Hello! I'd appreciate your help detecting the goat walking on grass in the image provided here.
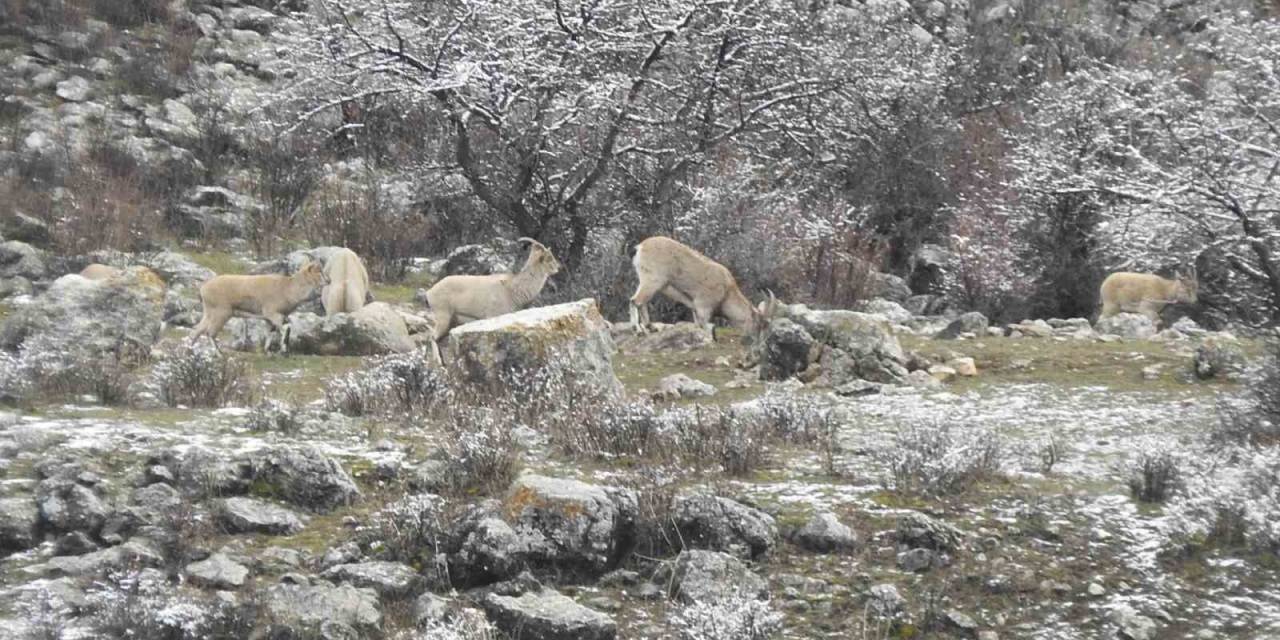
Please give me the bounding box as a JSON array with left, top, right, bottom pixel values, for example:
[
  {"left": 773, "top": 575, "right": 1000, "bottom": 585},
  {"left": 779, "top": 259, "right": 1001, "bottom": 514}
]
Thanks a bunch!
[
  {"left": 629, "top": 236, "right": 778, "bottom": 341},
  {"left": 423, "top": 237, "right": 562, "bottom": 364},
  {"left": 189, "top": 260, "right": 328, "bottom": 353}
]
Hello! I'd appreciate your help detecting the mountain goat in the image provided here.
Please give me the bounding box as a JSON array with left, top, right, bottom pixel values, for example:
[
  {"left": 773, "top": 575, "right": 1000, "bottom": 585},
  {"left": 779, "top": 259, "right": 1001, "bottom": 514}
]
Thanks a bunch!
[
  {"left": 189, "top": 260, "right": 328, "bottom": 353},
  {"left": 424, "top": 238, "right": 562, "bottom": 362},
  {"left": 321, "top": 248, "right": 371, "bottom": 315},
  {"left": 1099, "top": 268, "right": 1198, "bottom": 325},
  {"left": 79, "top": 264, "right": 124, "bottom": 281},
  {"left": 629, "top": 236, "right": 778, "bottom": 340}
]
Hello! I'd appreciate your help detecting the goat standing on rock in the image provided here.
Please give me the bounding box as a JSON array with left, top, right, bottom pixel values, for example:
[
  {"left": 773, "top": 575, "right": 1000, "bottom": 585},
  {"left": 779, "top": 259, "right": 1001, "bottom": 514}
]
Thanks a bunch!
[
  {"left": 189, "top": 260, "right": 328, "bottom": 353},
  {"left": 423, "top": 237, "right": 562, "bottom": 363},
  {"left": 1099, "top": 268, "right": 1198, "bottom": 326},
  {"left": 629, "top": 236, "right": 778, "bottom": 341}
]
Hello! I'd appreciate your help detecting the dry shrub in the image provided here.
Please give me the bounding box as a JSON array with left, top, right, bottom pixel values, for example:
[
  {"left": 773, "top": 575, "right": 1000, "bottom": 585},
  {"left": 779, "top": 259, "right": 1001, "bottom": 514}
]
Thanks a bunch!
[
  {"left": 793, "top": 230, "right": 889, "bottom": 309},
  {"left": 90, "top": 0, "right": 169, "bottom": 27},
  {"left": 150, "top": 340, "right": 253, "bottom": 408},
  {"left": 301, "top": 172, "right": 430, "bottom": 280}
]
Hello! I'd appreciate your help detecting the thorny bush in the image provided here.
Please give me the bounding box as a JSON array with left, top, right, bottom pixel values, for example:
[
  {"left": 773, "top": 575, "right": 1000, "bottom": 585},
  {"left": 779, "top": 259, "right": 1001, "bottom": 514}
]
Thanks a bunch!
[
  {"left": 358, "top": 493, "right": 449, "bottom": 578},
  {"left": 2, "top": 334, "right": 134, "bottom": 405},
  {"left": 1125, "top": 440, "right": 1187, "bottom": 503},
  {"left": 325, "top": 348, "right": 449, "bottom": 417},
  {"left": 151, "top": 340, "right": 252, "bottom": 408},
  {"left": 87, "top": 569, "right": 258, "bottom": 639},
  {"left": 883, "top": 422, "right": 1005, "bottom": 496},
  {"left": 1166, "top": 446, "right": 1280, "bottom": 557}
]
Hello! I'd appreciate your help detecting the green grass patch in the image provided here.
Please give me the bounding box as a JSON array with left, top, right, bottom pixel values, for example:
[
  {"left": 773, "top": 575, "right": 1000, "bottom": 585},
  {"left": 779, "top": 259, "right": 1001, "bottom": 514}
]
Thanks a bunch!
[
  {"left": 187, "top": 251, "right": 251, "bottom": 275},
  {"left": 613, "top": 329, "right": 763, "bottom": 404},
  {"left": 371, "top": 270, "right": 436, "bottom": 305},
  {"left": 900, "top": 334, "right": 1254, "bottom": 394},
  {"left": 240, "top": 352, "right": 366, "bottom": 403}
]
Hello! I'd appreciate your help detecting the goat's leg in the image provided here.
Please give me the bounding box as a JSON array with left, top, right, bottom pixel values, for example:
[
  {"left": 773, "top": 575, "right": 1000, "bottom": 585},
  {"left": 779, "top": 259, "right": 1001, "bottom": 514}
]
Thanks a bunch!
[
  {"left": 263, "top": 311, "right": 288, "bottom": 355},
  {"left": 630, "top": 278, "right": 664, "bottom": 335},
  {"left": 693, "top": 299, "right": 717, "bottom": 341}
]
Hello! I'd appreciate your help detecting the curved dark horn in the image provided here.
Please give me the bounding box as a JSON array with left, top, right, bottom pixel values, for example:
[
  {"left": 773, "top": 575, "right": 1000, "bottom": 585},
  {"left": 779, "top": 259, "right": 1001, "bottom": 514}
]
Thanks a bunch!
[{"left": 517, "top": 237, "right": 538, "bottom": 246}]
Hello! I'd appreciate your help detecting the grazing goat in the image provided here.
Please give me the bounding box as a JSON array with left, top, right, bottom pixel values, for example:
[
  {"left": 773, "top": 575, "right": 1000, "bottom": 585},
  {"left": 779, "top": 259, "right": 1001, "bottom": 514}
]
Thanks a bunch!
[
  {"left": 321, "top": 248, "right": 371, "bottom": 315},
  {"left": 629, "top": 236, "right": 778, "bottom": 340},
  {"left": 79, "top": 264, "right": 124, "bottom": 281},
  {"left": 190, "top": 260, "right": 328, "bottom": 353},
  {"left": 424, "top": 238, "right": 562, "bottom": 362},
  {"left": 1099, "top": 268, "right": 1198, "bottom": 325}
]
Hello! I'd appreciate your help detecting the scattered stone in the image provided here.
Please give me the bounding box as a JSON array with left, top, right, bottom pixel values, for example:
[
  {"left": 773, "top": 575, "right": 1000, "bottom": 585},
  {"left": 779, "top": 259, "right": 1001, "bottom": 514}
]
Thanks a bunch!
[
  {"left": 504, "top": 474, "right": 638, "bottom": 577},
  {"left": 948, "top": 357, "right": 978, "bottom": 376},
  {"left": 905, "top": 369, "right": 942, "bottom": 389},
  {"left": 0, "top": 240, "right": 48, "bottom": 281},
  {"left": 55, "top": 76, "right": 92, "bottom": 102},
  {"left": 483, "top": 588, "right": 617, "bottom": 640},
  {"left": 186, "top": 553, "right": 250, "bottom": 589},
  {"left": 757, "top": 318, "right": 816, "bottom": 380},
  {"left": 866, "top": 583, "right": 904, "bottom": 618},
  {"left": 935, "top": 311, "right": 988, "bottom": 340},
  {"left": 664, "top": 550, "right": 768, "bottom": 604},
  {"left": 928, "top": 364, "right": 957, "bottom": 382},
  {"left": 1111, "top": 605, "right": 1158, "bottom": 640},
  {"left": 46, "top": 538, "right": 163, "bottom": 576},
  {"left": 249, "top": 445, "right": 361, "bottom": 513},
  {"left": 896, "top": 512, "right": 964, "bottom": 552},
  {"left": 794, "top": 511, "right": 857, "bottom": 553},
  {"left": 323, "top": 561, "right": 421, "bottom": 599},
  {"left": 944, "top": 610, "right": 980, "bottom": 636},
  {"left": 1, "top": 213, "right": 50, "bottom": 247},
  {"left": 219, "top": 497, "right": 306, "bottom": 535},
  {"left": 54, "top": 531, "right": 99, "bottom": 556},
  {"left": 447, "top": 506, "right": 526, "bottom": 588},
  {"left": 1096, "top": 313, "right": 1156, "bottom": 339},
  {"left": 448, "top": 299, "right": 623, "bottom": 399},
  {"left": 673, "top": 494, "right": 778, "bottom": 560},
  {"left": 1087, "top": 582, "right": 1106, "bottom": 597},
  {"left": 0, "top": 497, "right": 40, "bottom": 552},
  {"left": 896, "top": 547, "right": 941, "bottom": 572},
  {"left": 38, "top": 481, "right": 108, "bottom": 536},
  {"left": 1193, "top": 335, "right": 1248, "bottom": 380},
  {"left": 857, "top": 298, "right": 913, "bottom": 325},
  {"left": 413, "top": 592, "right": 451, "bottom": 626},
  {"left": 653, "top": 373, "right": 717, "bottom": 400},
  {"left": 262, "top": 582, "right": 382, "bottom": 639}
]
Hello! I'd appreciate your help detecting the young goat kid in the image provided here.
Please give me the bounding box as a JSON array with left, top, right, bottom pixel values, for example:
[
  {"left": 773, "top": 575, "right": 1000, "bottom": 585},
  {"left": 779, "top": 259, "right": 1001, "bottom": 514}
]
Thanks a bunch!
[
  {"left": 424, "top": 238, "right": 562, "bottom": 363},
  {"left": 629, "top": 236, "right": 778, "bottom": 340},
  {"left": 1099, "top": 268, "right": 1198, "bottom": 326},
  {"left": 190, "top": 260, "right": 328, "bottom": 353}
]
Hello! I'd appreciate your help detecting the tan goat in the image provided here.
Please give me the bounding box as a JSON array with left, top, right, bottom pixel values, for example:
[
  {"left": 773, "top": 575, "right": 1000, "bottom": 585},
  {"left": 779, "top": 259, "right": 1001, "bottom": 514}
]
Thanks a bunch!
[
  {"left": 1099, "top": 269, "right": 1198, "bottom": 325},
  {"left": 424, "top": 238, "right": 562, "bottom": 362},
  {"left": 321, "top": 248, "right": 371, "bottom": 315},
  {"left": 189, "top": 260, "right": 328, "bottom": 353},
  {"left": 629, "top": 236, "right": 778, "bottom": 340}
]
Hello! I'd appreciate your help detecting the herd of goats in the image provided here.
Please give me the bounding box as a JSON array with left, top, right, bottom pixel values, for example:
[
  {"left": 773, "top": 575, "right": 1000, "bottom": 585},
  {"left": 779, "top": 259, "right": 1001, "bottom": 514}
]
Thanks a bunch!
[{"left": 75, "top": 235, "right": 1203, "bottom": 362}]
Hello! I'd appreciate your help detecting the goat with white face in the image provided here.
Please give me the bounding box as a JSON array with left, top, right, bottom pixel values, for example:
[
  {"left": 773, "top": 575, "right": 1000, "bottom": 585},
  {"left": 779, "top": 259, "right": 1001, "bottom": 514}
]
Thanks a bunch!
[
  {"left": 629, "top": 236, "right": 778, "bottom": 340},
  {"left": 424, "top": 237, "right": 562, "bottom": 363}
]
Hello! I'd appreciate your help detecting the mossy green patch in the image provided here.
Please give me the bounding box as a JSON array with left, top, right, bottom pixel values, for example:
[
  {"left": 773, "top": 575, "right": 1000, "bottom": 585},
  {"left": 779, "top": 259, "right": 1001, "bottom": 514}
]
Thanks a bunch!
[
  {"left": 241, "top": 352, "right": 365, "bottom": 403},
  {"left": 187, "top": 251, "right": 252, "bottom": 276},
  {"left": 371, "top": 271, "right": 436, "bottom": 305}
]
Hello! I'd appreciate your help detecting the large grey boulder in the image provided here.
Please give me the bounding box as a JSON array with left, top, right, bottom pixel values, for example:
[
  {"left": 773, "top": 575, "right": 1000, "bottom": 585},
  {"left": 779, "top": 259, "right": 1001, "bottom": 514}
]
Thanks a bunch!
[
  {"left": 794, "top": 511, "right": 857, "bottom": 553},
  {"left": 0, "top": 276, "right": 33, "bottom": 301},
  {"left": 185, "top": 553, "right": 249, "bottom": 589},
  {"left": 664, "top": 550, "right": 768, "bottom": 604},
  {"left": 1095, "top": 313, "right": 1156, "bottom": 339},
  {"left": 323, "top": 561, "right": 421, "bottom": 599},
  {"left": 38, "top": 480, "right": 108, "bottom": 536},
  {"left": 935, "top": 311, "right": 989, "bottom": 339},
  {"left": 249, "top": 445, "right": 361, "bottom": 512},
  {"left": 45, "top": 538, "right": 163, "bottom": 576},
  {"left": 504, "top": 474, "right": 638, "bottom": 578},
  {"left": 672, "top": 495, "right": 778, "bottom": 560},
  {"left": 448, "top": 299, "right": 623, "bottom": 399},
  {"left": 219, "top": 497, "right": 306, "bottom": 535},
  {"left": 262, "top": 582, "right": 382, "bottom": 639},
  {"left": 169, "top": 186, "right": 255, "bottom": 239},
  {"left": 285, "top": 303, "right": 414, "bottom": 355},
  {"left": 447, "top": 506, "right": 527, "bottom": 587},
  {"left": 758, "top": 318, "right": 815, "bottom": 381},
  {"left": 896, "top": 512, "right": 965, "bottom": 552},
  {"left": 784, "top": 307, "right": 908, "bottom": 384},
  {"left": 483, "top": 589, "right": 616, "bottom": 640},
  {"left": 0, "top": 497, "right": 40, "bottom": 552},
  {"left": 139, "top": 251, "right": 214, "bottom": 289},
  {"left": 0, "top": 240, "right": 47, "bottom": 281},
  {"left": 0, "top": 270, "right": 165, "bottom": 364},
  {"left": 1, "top": 213, "right": 51, "bottom": 247},
  {"left": 857, "top": 298, "right": 913, "bottom": 325},
  {"left": 55, "top": 76, "right": 92, "bottom": 102},
  {"left": 869, "top": 271, "right": 912, "bottom": 303}
]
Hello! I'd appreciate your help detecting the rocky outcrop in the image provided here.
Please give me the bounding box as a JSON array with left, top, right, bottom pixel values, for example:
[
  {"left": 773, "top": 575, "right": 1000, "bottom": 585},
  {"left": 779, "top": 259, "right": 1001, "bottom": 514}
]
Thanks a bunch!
[
  {"left": 1095, "top": 313, "right": 1156, "bottom": 339},
  {"left": 504, "top": 474, "right": 638, "bottom": 578},
  {"left": 1193, "top": 334, "right": 1248, "bottom": 380},
  {"left": 185, "top": 553, "right": 250, "bottom": 589},
  {"left": 662, "top": 550, "right": 768, "bottom": 604},
  {"left": 447, "top": 505, "right": 527, "bottom": 588},
  {"left": 483, "top": 589, "right": 617, "bottom": 640},
  {"left": 672, "top": 495, "right": 778, "bottom": 560},
  {"left": 935, "top": 311, "right": 988, "bottom": 339},
  {"left": 448, "top": 299, "right": 623, "bottom": 399},
  {"left": 284, "top": 303, "right": 415, "bottom": 356},
  {"left": 793, "top": 511, "right": 858, "bottom": 553},
  {"left": 248, "top": 445, "right": 361, "bottom": 512},
  {"left": 219, "top": 497, "right": 306, "bottom": 535},
  {"left": 779, "top": 306, "right": 908, "bottom": 384},
  {"left": 0, "top": 269, "right": 165, "bottom": 366},
  {"left": 757, "top": 318, "right": 816, "bottom": 381},
  {"left": 323, "top": 561, "right": 421, "bottom": 599},
  {"left": 262, "top": 582, "right": 382, "bottom": 639}
]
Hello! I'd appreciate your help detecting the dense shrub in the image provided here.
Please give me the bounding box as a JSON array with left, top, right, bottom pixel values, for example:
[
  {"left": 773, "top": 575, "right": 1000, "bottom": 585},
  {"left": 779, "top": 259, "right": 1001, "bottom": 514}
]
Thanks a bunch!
[
  {"left": 1126, "top": 444, "right": 1186, "bottom": 503},
  {"left": 325, "top": 349, "right": 450, "bottom": 416},
  {"left": 151, "top": 340, "right": 252, "bottom": 408},
  {"left": 4, "top": 334, "right": 135, "bottom": 405},
  {"left": 440, "top": 406, "right": 523, "bottom": 496},
  {"left": 87, "top": 570, "right": 258, "bottom": 639},
  {"left": 301, "top": 170, "right": 431, "bottom": 280},
  {"left": 244, "top": 399, "right": 303, "bottom": 434},
  {"left": 1166, "top": 447, "right": 1280, "bottom": 556},
  {"left": 882, "top": 422, "right": 1005, "bottom": 496},
  {"left": 358, "top": 493, "right": 448, "bottom": 573}
]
